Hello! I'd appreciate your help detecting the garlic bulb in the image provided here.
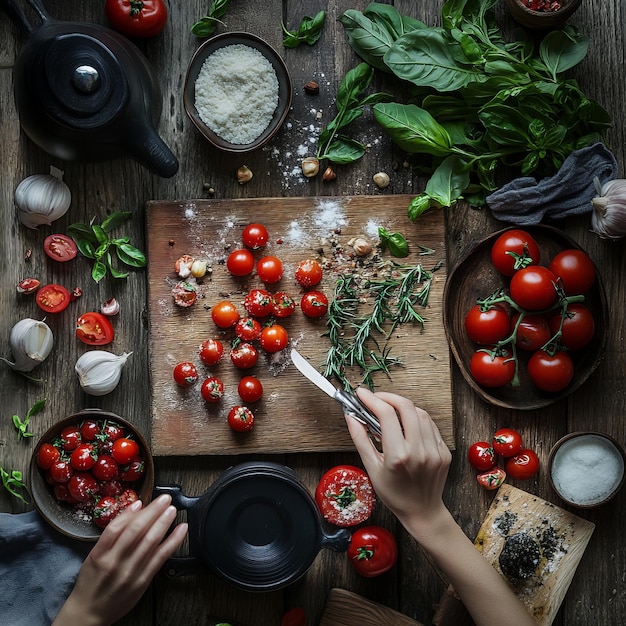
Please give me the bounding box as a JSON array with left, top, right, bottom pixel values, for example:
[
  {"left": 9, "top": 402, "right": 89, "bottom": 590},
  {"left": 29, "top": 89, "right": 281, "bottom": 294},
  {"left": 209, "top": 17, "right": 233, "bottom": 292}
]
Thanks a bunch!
[
  {"left": 3, "top": 318, "right": 54, "bottom": 372},
  {"left": 591, "top": 176, "right": 626, "bottom": 239},
  {"left": 75, "top": 351, "right": 132, "bottom": 396},
  {"left": 15, "top": 165, "right": 72, "bottom": 229}
]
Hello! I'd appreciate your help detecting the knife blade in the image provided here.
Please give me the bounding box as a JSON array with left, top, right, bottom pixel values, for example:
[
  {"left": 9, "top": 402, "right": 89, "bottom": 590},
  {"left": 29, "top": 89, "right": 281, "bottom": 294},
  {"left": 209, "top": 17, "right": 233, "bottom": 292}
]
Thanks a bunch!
[{"left": 290, "top": 348, "right": 337, "bottom": 398}]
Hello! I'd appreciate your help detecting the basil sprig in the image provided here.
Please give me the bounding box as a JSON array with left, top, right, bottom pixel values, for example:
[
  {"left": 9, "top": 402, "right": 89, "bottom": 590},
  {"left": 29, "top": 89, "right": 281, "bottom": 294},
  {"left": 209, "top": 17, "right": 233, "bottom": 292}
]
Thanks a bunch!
[
  {"left": 68, "top": 211, "right": 146, "bottom": 283},
  {"left": 378, "top": 227, "right": 409, "bottom": 258},
  {"left": 12, "top": 399, "right": 46, "bottom": 441},
  {"left": 191, "top": 0, "right": 230, "bottom": 38},
  {"left": 281, "top": 10, "right": 325, "bottom": 48}
]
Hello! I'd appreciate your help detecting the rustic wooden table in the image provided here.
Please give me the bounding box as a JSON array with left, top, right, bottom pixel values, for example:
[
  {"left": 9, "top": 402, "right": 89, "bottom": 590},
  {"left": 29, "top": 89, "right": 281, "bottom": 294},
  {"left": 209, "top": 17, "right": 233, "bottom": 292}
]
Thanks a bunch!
[{"left": 1, "top": 1, "right": 624, "bottom": 625}]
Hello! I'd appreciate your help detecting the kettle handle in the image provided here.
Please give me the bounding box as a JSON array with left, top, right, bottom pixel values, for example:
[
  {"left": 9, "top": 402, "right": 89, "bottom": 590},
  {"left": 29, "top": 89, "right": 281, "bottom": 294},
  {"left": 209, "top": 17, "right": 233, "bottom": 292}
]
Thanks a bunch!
[
  {"left": 153, "top": 484, "right": 199, "bottom": 510},
  {"left": 1, "top": 0, "right": 50, "bottom": 34}
]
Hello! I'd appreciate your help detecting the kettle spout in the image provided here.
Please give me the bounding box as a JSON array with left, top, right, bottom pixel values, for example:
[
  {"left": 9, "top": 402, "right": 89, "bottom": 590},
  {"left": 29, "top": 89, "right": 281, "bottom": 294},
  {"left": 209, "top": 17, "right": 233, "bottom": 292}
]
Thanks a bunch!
[{"left": 125, "top": 119, "right": 179, "bottom": 178}]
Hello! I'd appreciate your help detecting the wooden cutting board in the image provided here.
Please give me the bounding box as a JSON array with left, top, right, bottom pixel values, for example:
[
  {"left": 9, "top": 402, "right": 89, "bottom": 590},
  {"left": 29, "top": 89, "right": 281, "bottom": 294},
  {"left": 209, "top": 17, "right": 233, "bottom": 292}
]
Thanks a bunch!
[
  {"left": 319, "top": 588, "right": 423, "bottom": 626},
  {"left": 145, "top": 196, "right": 453, "bottom": 455},
  {"left": 433, "top": 485, "right": 595, "bottom": 626}
]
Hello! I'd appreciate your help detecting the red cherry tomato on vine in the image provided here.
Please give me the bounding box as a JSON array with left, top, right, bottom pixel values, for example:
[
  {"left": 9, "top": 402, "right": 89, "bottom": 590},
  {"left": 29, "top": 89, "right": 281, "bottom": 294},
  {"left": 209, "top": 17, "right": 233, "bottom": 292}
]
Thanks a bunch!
[
  {"left": 548, "top": 303, "right": 594, "bottom": 351},
  {"left": 199, "top": 339, "right": 224, "bottom": 365},
  {"left": 527, "top": 349, "right": 574, "bottom": 392},
  {"left": 259, "top": 324, "right": 289, "bottom": 353},
  {"left": 464, "top": 304, "right": 510, "bottom": 344},
  {"left": 173, "top": 362, "right": 198, "bottom": 387},
  {"left": 105, "top": 0, "right": 168, "bottom": 38},
  {"left": 211, "top": 300, "right": 240, "bottom": 328},
  {"left": 227, "top": 406, "right": 255, "bottom": 432},
  {"left": 272, "top": 291, "right": 296, "bottom": 318},
  {"left": 491, "top": 229, "right": 540, "bottom": 276},
  {"left": 226, "top": 248, "right": 255, "bottom": 276},
  {"left": 477, "top": 467, "right": 507, "bottom": 490},
  {"left": 300, "top": 291, "right": 329, "bottom": 318},
  {"left": 242, "top": 223, "right": 269, "bottom": 249},
  {"left": 230, "top": 342, "right": 259, "bottom": 369},
  {"left": 243, "top": 288, "right": 274, "bottom": 317},
  {"left": 467, "top": 441, "right": 498, "bottom": 471},
  {"left": 43, "top": 234, "right": 78, "bottom": 262},
  {"left": 509, "top": 266, "right": 558, "bottom": 311},
  {"left": 201, "top": 376, "right": 225, "bottom": 402},
  {"left": 347, "top": 526, "right": 398, "bottom": 577},
  {"left": 549, "top": 249, "right": 596, "bottom": 295},
  {"left": 76, "top": 312, "right": 115, "bottom": 345},
  {"left": 492, "top": 428, "right": 524, "bottom": 458},
  {"left": 295, "top": 259, "right": 323, "bottom": 288},
  {"left": 237, "top": 376, "right": 263, "bottom": 402},
  {"left": 469, "top": 349, "right": 516, "bottom": 388},
  {"left": 111, "top": 438, "right": 140, "bottom": 465},
  {"left": 505, "top": 449, "right": 540, "bottom": 480},
  {"left": 511, "top": 313, "right": 551, "bottom": 351},
  {"left": 36, "top": 284, "right": 71, "bottom": 313},
  {"left": 256, "top": 256, "right": 283, "bottom": 284}
]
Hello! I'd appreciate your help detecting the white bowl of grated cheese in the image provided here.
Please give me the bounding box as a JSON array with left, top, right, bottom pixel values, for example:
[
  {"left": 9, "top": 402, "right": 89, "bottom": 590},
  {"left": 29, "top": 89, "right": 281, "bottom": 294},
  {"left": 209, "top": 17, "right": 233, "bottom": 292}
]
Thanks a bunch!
[
  {"left": 183, "top": 32, "right": 292, "bottom": 152},
  {"left": 548, "top": 432, "right": 625, "bottom": 508}
]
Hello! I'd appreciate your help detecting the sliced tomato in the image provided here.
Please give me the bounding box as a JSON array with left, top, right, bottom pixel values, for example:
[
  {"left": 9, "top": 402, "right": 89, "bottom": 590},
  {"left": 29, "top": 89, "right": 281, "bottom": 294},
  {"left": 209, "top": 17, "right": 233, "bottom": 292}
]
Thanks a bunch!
[
  {"left": 76, "top": 312, "right": 115, "bottom": 345},
  {"left": 36, "top": 284, "right": 71, "bottom": 313},
  {"left": 43, "top": 234, "right": 78, "bottom": 262},
  {"left": 477, "top": 467, "right": 507, "bottom": 490}
]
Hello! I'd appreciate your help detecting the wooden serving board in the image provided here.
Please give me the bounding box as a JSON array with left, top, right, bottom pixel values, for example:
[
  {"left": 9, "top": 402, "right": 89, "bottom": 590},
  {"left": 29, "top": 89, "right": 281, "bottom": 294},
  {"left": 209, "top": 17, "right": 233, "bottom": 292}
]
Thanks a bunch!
[
  {"left": 434, "top": 485, "right": 595, "bottom": 626},
  {"left": 320, "top": 588, "right": 423, "bottom": 626},
  {"left": 146, "top": 196, "right": 453, "bottom": 456}
]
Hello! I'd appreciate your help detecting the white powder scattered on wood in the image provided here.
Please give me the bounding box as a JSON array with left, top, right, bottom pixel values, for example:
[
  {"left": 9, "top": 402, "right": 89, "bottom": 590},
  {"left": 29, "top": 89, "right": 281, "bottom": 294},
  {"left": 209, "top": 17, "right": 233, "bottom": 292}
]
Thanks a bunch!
[{"left": 195, "top": 44, "right": 279, "bottom": 144}]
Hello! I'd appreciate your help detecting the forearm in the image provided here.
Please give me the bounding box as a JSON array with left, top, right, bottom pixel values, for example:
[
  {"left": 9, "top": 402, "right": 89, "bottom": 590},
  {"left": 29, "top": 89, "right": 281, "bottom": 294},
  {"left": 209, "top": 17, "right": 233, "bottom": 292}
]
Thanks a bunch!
[
  {"left": 53, "top": 595, "right": 108, "bottom": 626},
  {"left": 402, "top": 509, "right": 536, "bottom": 626}
]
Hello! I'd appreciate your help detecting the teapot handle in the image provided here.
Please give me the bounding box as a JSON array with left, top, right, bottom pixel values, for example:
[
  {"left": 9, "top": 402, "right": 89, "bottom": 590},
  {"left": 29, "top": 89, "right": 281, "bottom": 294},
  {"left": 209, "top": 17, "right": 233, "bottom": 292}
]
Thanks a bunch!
[{"left": 0, "top": 0, "right": 50, "bottom": 34}]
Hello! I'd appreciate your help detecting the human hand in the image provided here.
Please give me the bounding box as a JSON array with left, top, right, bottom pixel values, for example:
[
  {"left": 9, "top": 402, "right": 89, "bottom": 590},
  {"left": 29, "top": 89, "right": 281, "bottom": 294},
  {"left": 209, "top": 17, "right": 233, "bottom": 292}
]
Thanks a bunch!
[
  {"left": 53, "top": 494, "right": 188, "bottom": 626},
  {"left": 345, "top": 388, "right": 452, "bottom": 534}
]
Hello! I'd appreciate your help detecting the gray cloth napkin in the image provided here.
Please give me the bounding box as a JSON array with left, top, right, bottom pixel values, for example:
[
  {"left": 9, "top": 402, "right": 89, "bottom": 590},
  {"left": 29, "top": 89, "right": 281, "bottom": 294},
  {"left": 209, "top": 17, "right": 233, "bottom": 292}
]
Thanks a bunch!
[
  {"left": 486, "top": 143, "right": 619, "bottom": 224},
  {"left": 0, "top": 511, "right": 90, "bottom": 626}
]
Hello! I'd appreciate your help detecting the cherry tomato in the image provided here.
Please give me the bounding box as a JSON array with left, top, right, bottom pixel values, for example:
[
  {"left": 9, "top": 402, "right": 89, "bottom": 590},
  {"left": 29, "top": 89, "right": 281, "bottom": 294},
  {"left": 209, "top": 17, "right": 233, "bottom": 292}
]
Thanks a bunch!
[
  {"left": 118, "top": 488, "right": 139, "bottom": 509},
  {"left": 237, "top": 375, "right": 263, "bottom": 402},
  {"left": 111, "top": 438, "right": 140, "bottom": 465},
  {"left": 244, "top": 288, "right": 274, "bottom": 317},
  {"left": 102, "top": 421, "right": 125, "bottom": 442},
  {"left": 61, "top": 425, "right": 82, "bottom": 451},
  {"left": 201, "top": 376, "right": 225, "bottom": 402},
  {"left": 119, "top": 457, "right": 145, "bottom": 482},
  {"left": 227, "top": 405, "right": 255, "bottom": 432},
  {"left": 49, "top": 459, "right": 74, "bottom": 483},
  {"left": 43, "top": 234, "right": 77, "bottom": 262},
  {"left": 92, "top": 455, "right": 120, "bottom": 482},
  {"left": 211, "top": 300, "right": 240, "bottom": 328},
  {"left": 100, "top": 480, "right": 123, "bottom": 497},
  {"left": 36, "top": 443, "right": 61, "bottom": 470},
  {"left": 68, "top": 472, "right": 99, "bottom": 502},
  {"left": 76, "top": 312, "right": 115, "bottom": 345},
  {"left": 491, "top": 229, "right": 540, "bottom": 276},
  {"left": 105, "top": 0, "right": 168, "bottom": 38},
  {"left": 315, "top": 465, "right": 375, "bottom": 527},
  {"left": 242, "top": 223, "right": 269, "bottom": 249},
  {"left": 70, "top": 443, "right": 98, "bottom": 471},
  {"left": 295, "top": 259, "right": 323, "bottom": 288},
  {"left": 36, "top": 284, "right": 71, "bottom": 313},
  {"left": 226, "top": 248, "right": 255, "bottom": 276},
  {"left": 300, "top": 290, "right": 329, "bottom": 318},
  {"left": 272, "top": 291, "right": 296, "bottom": 318},
  {"left": 469, "top": 349, "right": 516, "bottom": 388},
  {"left": 509, "top": 266, "right": 558, "bottom": 311},
  {"left": 505, "top": 449, "right": 540, "bottom": 480},
  {"left": 171, "top": 281, "right": 197, "bottom": 307},
  {"left": 93, "top": 496, "right": 120, "bottom": 528},
  {"left": 464, "top": 304, "right": 510, "bottom": 344},
  {"left": 199, "top": 339, "right": 224, "bottom": 365},
  {"left": 511, "top": 313, "right": 551, "bottom": 351},
  {"left": 80, "top": 419, "right": 101, "bottom": 441},
  {"left": 548, "top": 303, "right": 594, "bottom": 351},
  {"left": 477, "top": 467, "right": 507, "bottom": 490},
  {"left": 235, "top": 317, "right": 262, "bottom": 341},
  {"left": 281, "top": 607, "right": 306, "bottom": 626},
  {"left": 259, "top": 324, "right": 289, "bottom": 353},
  {"left": 492, "top": 428, "right": 524, "bottom": 457},
  {"left": 347, "top": 526, "right": 397, "bottom": 577},
  {"left": 230, "top": 342, "right": 259, "bottom": 369},
  {"left": 53, "top": 483, "right": 76, "bottom": 503},
  {"left": 256, "top": 255, "right": 283, "bottom": 284},
  {"left": 527, "top": 349, "right": 574, "bottom": 392},
  {"left": 173, "top": 361, "right": 199, "bottom": 387},
  {"left": 549, "top": 249, "right": 596, "bottom": 295},
  {"left": 467, "top": 441, "right": 497, "bottom": 471}
]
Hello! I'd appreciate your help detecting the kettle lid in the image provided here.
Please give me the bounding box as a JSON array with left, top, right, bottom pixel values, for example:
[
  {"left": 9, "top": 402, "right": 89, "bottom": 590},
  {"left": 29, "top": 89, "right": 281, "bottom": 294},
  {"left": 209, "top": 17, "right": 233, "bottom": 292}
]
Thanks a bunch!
[{"left": 30, "top": 32, "right": 129, "bottom": 129}]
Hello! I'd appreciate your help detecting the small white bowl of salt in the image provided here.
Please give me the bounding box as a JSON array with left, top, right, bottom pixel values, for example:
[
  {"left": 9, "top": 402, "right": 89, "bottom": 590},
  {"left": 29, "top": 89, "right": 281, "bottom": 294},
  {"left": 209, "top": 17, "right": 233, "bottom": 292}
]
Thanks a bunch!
[{"left": 548, "top": 432, "right": 625, "bottom": 508}]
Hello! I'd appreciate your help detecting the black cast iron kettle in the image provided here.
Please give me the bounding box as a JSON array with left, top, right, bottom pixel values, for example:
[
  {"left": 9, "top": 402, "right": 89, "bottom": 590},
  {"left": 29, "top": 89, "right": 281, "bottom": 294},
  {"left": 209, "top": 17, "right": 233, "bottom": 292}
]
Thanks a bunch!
[{"left": 2, "top": 0, "right": 178, "bottom": 178}]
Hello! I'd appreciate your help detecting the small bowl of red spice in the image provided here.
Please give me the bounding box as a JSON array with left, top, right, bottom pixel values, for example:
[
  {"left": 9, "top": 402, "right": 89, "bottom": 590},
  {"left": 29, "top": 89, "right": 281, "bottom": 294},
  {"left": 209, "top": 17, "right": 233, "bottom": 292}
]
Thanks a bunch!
[
  {"left": 506, "top": 0, "right": 582, "bottom": 29},
  {"left": 548, "top": 432, "right": 625, "bottom": 508}
]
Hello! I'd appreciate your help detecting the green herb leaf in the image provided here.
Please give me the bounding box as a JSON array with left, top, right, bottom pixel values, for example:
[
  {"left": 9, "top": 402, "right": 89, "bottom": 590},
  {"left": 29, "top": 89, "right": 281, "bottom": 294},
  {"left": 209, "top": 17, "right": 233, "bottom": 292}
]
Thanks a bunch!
[
  {"left": 540, "top": 28, "right": 589, "bottom": 80},
  {"left": 75, "top": 239, "right": 97, "bottom": 259},
  {"left": 191, "top": 0, "right": 230, "bottom": 37},
  {"left": 378, "top": 227, "right": 409, "bottom": 258},
  {"left": 101, "top": 211, "right": 132, "bottom": 233},
  {"left": 424, "top": 156, "right": 470, "bottom": 208},
  {"left": 319, "top": 136, "right": 366, "bottom": 164},
  {"left": 92, "top": 260, "right": 108, "bottom": 283},
  {"left": 116, "top": 244, "right": 147, "bottom": 268},
  {"left": 282, "top": 10, "right": 325, "bottom": 48},
  {"left": 1, "top": 467, "right": 29, "bottom": 504},
  {"left": 11, "top": 399, "right": 45, "bottom": 441}
]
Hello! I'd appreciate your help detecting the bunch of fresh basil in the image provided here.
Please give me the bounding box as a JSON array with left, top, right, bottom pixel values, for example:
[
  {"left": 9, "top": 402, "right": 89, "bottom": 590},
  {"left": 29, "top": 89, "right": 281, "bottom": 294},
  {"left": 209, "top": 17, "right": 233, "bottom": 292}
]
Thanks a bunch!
[{"left": 338, "top": 0, "right": 611, "bottom": 218}]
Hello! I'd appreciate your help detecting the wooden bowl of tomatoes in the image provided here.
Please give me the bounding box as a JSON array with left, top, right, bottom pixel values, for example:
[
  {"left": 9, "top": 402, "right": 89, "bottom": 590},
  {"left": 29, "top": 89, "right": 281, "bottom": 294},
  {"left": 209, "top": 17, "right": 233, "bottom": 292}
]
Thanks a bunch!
[
  {"left": 443, "top": 225, "right": 608, "bottom": 410},
  {"left": 29, "top": 410, "right": 154, "bottom": 541}
]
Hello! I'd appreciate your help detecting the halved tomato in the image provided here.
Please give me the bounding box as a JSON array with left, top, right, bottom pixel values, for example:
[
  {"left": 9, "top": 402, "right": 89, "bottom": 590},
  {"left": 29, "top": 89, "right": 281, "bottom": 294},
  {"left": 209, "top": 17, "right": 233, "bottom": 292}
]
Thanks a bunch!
[
  {"left": 43, "top": 234, "right": 78, "bottom": 262},
  {"left": 36, "top": 284, "right": 71, "bottom": 313},
  {"left": 76, "top": 312, "right": 115, "bottom": 345}
]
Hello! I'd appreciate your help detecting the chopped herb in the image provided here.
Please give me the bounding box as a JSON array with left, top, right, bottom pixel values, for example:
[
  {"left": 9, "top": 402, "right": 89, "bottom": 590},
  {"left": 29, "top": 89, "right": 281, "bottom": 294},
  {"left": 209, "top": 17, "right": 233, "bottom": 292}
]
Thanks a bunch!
[
  {"left": 11, "top": 399, "right": 46, "bottom": 441},
  {"left": 1, "top": 467, "right": 29, "bottom": 504}
]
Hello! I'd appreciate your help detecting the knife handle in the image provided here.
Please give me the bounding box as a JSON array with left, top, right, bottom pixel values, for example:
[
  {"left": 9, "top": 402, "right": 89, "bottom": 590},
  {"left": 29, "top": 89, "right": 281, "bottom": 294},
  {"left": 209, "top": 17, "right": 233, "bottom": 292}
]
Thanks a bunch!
[{"left": 335, "top": 389, "right": 382, "bottom": 437}]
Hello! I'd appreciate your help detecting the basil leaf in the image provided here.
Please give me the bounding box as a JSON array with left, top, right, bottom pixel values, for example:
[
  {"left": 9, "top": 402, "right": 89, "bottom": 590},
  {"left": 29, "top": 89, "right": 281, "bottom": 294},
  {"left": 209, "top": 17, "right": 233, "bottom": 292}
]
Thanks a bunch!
[
  {"left": 94, "top": 243, "right": 109, "bottom": 259},
  {"left": 282, "top": 11, "right": 325, "bottom": 48},
  {"left": 478, "top": 104, "right": 532, "bottom": 146},
  {"left": 424, "top": 156, "right": 470, "bottom": 208},
  {"left": 108, "top": 265, "right": 130, "bottom": 279},
  {"left": 408, "top": 193, "right": 433, "bottom": 221},
  {"left": 101, "top": 211, "right": 132, "bottom": 233},
  {"left": 117, "top": 244, "right": 147, "bottom": 267},
  {"left": 191, "top": 17, "right": 220, "bottom": 37},
  {"left": 67, "top": 222, "right": 97, "bottom": 241},
  {"left": 336, "top": 63, "right": 374, "bottom": 111},
  {"left": 75, "top": 239, "right": 96, "bottom": 259},
  {"left": 92, "top": 224, "right": 108, "bottom": 244},
  {"left": 540, "top": 29, "right": 589, "bottom": 79},
  {"left": 319, "top": 136, "right": 366, "bottom": 164},
  {"left": 378, "top": 227, "right": 409, "bottom": 258},
  {"left": 92, "top": 260, "right": 107, "bottom": 283}
]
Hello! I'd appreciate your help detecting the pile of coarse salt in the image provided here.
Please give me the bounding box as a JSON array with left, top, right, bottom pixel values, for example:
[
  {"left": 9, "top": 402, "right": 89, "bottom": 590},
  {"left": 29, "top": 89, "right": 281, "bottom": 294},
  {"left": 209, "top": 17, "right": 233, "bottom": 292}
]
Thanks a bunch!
[{"left": 551, "top": 434, "right": 624, "bottom": 505}]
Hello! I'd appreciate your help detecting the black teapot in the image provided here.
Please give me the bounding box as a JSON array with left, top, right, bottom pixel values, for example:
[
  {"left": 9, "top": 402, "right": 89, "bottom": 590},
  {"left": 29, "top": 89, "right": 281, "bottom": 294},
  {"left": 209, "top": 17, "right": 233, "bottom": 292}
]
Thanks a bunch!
[{"left": 2, "top": 0, "right": 178, "bottom": 178}]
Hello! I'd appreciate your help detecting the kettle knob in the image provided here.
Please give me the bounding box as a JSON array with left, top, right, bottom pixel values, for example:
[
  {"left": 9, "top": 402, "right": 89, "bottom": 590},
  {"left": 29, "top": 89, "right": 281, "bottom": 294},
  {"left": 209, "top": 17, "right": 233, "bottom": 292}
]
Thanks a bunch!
[{"left": 72, "top": 65, "right": 100, "bottom": 93}]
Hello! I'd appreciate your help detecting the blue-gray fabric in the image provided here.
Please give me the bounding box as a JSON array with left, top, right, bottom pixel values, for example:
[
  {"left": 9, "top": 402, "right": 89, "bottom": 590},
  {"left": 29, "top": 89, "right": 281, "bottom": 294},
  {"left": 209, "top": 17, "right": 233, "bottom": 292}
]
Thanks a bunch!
[
  {"left": 0, "top": 511, "right": 90, "bottom": 625},
  {"left": 486, "top": 143, "right": 620, "bottom": 224}
]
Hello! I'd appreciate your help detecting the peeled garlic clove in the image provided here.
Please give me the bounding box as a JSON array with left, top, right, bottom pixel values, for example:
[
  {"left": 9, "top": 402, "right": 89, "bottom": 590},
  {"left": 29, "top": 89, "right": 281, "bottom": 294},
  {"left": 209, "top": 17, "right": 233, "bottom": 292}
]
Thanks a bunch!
[
  {"left": 101, "top": 298, "right": 120, "bottom": 316},
  {"left": 3, "top": 318, "right": 54, "bottom": 372},
  {"left": 302, "top": 157, "right": 320, "bottom": 178},
  {"left": 75, "top": 350, "right": 132, "bottom": 396},
  {"left": 15, "top": 165, "right": 72, "bottom": 229},
  {"left": 591, "top": 176, "right": 626, "bottom": 239}
]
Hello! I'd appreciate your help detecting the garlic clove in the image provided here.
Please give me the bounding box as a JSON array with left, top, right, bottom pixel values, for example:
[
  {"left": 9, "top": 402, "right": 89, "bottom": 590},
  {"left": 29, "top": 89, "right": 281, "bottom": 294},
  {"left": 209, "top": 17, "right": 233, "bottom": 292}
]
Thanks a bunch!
[
  {"left": 75, "top": 351, "right": 132, "bottom": 396},
  {"left": 101, "top": 298, "right": 120, "bottom": 316},
  {"left": 591, "top": 176, "right": 626, "bottom": 240},
  {"left": 3, "top": 318, "right": 54, "bottom": 372}
]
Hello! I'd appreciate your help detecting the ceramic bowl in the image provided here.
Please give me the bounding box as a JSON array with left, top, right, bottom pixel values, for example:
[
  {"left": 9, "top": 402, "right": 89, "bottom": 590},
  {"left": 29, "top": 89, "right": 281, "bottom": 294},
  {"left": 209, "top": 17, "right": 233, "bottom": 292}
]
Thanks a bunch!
[
  {"left": 506, "top": 0, "right": 583, "bottom": 29},
  {"left": 443, "top": 225, "right": 607, "bottom": 410},
  {"left": 30, "top": 409, "right": 154, "bottom": 541},
  {"left": 183, "top": 32, "right": 292, "bottom": 153},
  {"left": 548, "top": 432, "right": 625, "bottom": 507}
]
